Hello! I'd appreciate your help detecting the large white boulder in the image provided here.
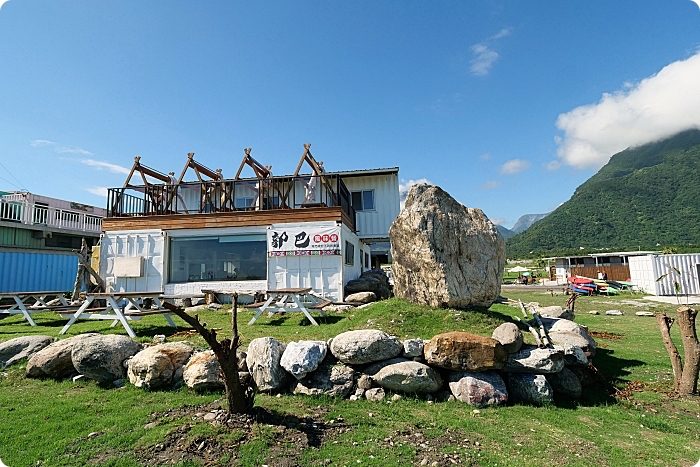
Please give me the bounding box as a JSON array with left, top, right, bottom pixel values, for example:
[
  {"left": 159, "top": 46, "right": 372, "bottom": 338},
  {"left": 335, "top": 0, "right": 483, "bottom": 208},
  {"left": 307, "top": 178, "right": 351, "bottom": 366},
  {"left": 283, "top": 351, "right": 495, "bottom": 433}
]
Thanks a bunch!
[
  {"left": 26, "top": 333, "right": 101, "bottom": 379},
  {"left": 280, "top": 340, "right": 327, "bottom": 380},
  {"left": 246, "top": 337, "right": 290, "bottom": 392},
  {"left": 389, "top": 183, "right": 505, "bottom": 308},
  {"left": 71, "top": 334, "right": 142, "bottom": 384}
]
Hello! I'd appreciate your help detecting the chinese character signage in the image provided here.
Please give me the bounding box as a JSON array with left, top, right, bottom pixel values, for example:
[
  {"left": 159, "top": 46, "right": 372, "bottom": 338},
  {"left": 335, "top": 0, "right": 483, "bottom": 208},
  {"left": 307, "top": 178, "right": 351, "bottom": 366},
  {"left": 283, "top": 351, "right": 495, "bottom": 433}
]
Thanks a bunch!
[{"left": 268, "top": 226, "right": 341, "bottom": 256}]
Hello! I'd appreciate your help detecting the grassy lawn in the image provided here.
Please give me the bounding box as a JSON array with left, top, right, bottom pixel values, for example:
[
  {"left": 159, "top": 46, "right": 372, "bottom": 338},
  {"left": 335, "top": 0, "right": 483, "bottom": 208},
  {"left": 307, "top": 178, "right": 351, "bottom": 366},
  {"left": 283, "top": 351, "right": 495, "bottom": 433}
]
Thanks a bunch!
[{"left": 1, "top": 291, "right": 699, "bottom": 466}]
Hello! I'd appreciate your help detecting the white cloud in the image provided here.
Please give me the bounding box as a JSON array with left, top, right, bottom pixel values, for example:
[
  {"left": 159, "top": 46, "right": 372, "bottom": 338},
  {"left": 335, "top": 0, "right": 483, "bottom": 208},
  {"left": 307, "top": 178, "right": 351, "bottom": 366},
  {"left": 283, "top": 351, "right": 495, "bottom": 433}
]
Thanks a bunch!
[
  {"left": 80, "top": 159, "right": 130, "bottom": 175},
  {"left": 468, "top": 28, "right": 512, "bottom": 76},
  {"left": 480, "top": 180, "right": 500, "bottom": 190},
  {"left": 544, "top": 160, "right": 561, "bottom": 171},
  {"left": 399, "top": 178, "right": 431, "bottom": 208},
  {"left": 0, "top": 0, "right": 10, "bottom": 10},
  {"left": 85, "top": 186, "right": 108, "bottom": 197},
  {"left": 30, "top": 139, "right": 93, "bottom": 156},
  {"left": 479, "top": 153, "right": 491, "bottom": 161},
  {"left": 490, "top": 217, "right": 506, "bottom": 226},
  {"left": 499, "top": 159, "right": 530, "bottom": 175},
  {"left": 469, "top": 44, "right": 500, "bottom": 76},
  {"left": 555, "top": 51, "right": 700, "bottom": 170}
]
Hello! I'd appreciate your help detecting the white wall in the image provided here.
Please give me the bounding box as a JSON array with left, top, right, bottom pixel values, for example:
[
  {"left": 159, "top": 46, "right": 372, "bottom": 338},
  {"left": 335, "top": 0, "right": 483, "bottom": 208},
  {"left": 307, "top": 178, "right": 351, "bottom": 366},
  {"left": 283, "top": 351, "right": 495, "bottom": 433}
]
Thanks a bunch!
[
  {"left": 632, "top": 254, "right": 700, "bottom": 296},
  {"left": 342, "top": 174, "right": 400, "bottom": 240},
  {"left": 100, "top": 230, "right": 165, "bottom": 292}
]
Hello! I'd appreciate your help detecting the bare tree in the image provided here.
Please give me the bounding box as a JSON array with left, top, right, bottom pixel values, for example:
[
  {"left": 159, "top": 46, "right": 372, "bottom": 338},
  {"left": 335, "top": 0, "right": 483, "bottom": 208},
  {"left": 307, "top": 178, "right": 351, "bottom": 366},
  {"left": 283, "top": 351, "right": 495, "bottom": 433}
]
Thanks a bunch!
[
  {"left": 656, "top": 306, "right": 700, "bottom": 395},
  {"left": 163, "top": 294, "right": 255, "bottom": 413}
]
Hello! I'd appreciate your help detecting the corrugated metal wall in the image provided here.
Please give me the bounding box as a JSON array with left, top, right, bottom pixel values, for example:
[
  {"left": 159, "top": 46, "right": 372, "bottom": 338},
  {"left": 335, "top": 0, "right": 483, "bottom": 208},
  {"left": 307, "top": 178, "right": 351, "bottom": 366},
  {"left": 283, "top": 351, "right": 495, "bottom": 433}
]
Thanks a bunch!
[
  {"left": 0, "top": 226, "right": 44, "bottom": 249},
  {"left": 342, "top": 174, "right": 400, "bottom": 239},
  {"left": 0, "top": 250, "right": 78, "bottom": 292},
  {"left": 651, "top": 254, "right": 700, "bottom": 296}
]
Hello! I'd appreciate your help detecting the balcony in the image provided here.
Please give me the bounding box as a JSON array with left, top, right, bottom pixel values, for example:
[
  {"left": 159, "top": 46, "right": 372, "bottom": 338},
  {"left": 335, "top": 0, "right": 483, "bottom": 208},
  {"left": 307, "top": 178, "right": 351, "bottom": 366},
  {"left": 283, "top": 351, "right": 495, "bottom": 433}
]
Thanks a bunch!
[
  {"left": 106, "top": 174, "right": 356, "bottom": 231},
  {"left": 0, "top": 197, "right": 103, "bottom": 234}
]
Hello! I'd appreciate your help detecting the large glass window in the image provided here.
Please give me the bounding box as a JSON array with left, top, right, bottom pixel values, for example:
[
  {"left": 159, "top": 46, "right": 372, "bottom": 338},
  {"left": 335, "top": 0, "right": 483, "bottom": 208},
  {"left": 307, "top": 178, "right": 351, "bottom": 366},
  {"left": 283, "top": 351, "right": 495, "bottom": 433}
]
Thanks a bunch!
[{"left": 168, "top": 234, "right": 267, "bottom": 283}]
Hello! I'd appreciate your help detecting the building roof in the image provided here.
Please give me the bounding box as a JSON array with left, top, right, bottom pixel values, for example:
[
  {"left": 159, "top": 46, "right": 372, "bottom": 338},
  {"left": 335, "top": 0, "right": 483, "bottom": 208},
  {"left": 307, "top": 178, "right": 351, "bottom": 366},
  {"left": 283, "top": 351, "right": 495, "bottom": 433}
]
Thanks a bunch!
[
  {"left": 326, "top": 167, "right": 399, "bottom": 178},
  {"left": 543, "top": 250, "right": 660, "bottom": 260}
]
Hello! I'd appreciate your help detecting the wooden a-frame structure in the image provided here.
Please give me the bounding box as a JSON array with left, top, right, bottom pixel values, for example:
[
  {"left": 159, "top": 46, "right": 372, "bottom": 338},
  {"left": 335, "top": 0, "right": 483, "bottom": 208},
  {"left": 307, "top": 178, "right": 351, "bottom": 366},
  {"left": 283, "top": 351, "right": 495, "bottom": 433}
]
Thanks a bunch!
[
  {"left": 173, "top": 153, "right": 223, "bottom": 212},
  {"left": 293, "top": 143, "right": 334, "bottom": 206},
  {"left": 110, "top": 156, "right": 173, "bottom": 215}
]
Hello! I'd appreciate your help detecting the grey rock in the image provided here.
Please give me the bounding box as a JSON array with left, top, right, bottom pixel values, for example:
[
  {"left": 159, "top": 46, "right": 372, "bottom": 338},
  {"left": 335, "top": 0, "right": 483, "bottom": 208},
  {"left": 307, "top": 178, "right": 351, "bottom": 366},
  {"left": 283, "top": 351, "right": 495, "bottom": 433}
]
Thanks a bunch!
[
  {"left": 636, "top": 311, "right": 655, "bottom": 317},
  {"left": 26, "top": 333, "right": 101, "bottom": 379},
  {"left": 183, "top": 350, "right": 224, "bottom": 391},
  {"left": 330, "top": 330, "right": 402, "bottom": 365},
  {"left": 546, "top": 367, "right": 582, "bottom": 400},
  {"left": 345, "top": 271, "right": 391, "bottom": 300},
  {"left": 606, "top": 310, "right": 623, "bottom": 316},
  {"left": 491, "top": 323, "right": 523, "bottom": 354},
  {"left": 345, "top": 292, "right": 377, "bottom": 304},
  {"left": 553, "top": 344, "right": 588, "bottom": 366},
  {"left": 507, "top": 373, "right": 554, "bottom": 405},
  {"left": 0, "top": 335, "right": 53, "bottom": 368},
  {"left": 71, "top": 335, "right": 142, "bottom": 384},
  {"left": 504, "top": 346, "right": 565, "bottom": 374},
  {"left": 357, "top": 374, "right": 374, "bottom": 390},
  {"left": 402, "top": 338, "right": 424, "bottom": 358},
  {"left": 280, "top": 340, "right": 328, "bottom": 380},
  {"left": 389, "top": 183, "right": 505, "bottom": 308},
  {"left": 127, "top": 342, "right": 193, "bottom": 389},
  {"left": 365, "top": 387, "right": 386, "bottom": 401},
  {"left": 545, "top": 319, "right": 597, "bottom": 358},
  {"left": 536, "top": 305, "right": 574, "bottom": 320},
  {"left": 293, "top": 357, "right": 356, "bottom": 398},
  {"left": 370, "top": 360, "right": 443, "bottom": 394},
  {"left": 246, "top": 337, "right": 290, "bottom": 392},
  {"left": 446, "top": 371, "right": 508, "bottom": 407}
]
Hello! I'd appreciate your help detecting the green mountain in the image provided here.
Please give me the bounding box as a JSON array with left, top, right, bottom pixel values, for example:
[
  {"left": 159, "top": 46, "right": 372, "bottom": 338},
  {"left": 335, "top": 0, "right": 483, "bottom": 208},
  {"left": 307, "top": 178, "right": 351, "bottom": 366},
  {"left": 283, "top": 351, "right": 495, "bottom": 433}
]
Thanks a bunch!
[{"left": 506, "top": 129, "right": 700, "bottom": 257}]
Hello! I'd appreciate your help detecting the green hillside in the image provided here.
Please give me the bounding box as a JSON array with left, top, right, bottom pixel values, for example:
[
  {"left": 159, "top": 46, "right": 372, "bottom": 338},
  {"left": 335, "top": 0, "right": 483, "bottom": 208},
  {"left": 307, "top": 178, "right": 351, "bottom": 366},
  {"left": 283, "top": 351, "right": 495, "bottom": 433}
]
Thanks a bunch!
[{"left": 506, "top": 129, "right": 700, "bottom": 257}]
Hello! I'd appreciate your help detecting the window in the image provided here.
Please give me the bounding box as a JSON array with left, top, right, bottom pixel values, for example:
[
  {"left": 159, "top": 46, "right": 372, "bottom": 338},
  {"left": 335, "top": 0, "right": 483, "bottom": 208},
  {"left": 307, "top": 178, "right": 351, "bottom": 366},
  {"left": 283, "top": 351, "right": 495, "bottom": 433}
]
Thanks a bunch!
[
  {"left": 345, "top": 241, "right": 355, "bottom": 266},
  {"left": 168, "top": 234, "right": 267, "bottom": 283},
  {"left": 351, "top": 190, "right": 375, "bottom": 211},
  {"left": 365, "top": 252, "right": 370, "bottom": 269}
]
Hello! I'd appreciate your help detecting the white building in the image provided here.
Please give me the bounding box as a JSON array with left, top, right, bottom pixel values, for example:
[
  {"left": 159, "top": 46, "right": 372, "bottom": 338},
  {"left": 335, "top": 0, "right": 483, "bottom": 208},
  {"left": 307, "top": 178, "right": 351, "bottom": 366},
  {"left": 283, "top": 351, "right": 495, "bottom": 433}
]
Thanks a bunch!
[
  {"left": 99, "top": 160, "right": 400, "bottom": 302},
  {"left": 628, "top": 253, "right": 700, "bottom": 296}
]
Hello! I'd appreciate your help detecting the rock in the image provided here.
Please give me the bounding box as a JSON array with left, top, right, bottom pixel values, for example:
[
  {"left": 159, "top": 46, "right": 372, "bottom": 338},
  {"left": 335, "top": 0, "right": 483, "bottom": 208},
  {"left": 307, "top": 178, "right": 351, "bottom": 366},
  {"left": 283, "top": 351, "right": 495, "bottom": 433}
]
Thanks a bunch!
[
  {"left": 345, "top": 291, "right": 377, "bottom": 304},
  {"left": 589, "top": 310, "right": 600, "bottom": 315},
  {"left": 389, "top": 183, "right": 505, "bottom": 308},
  {"left": 553, "top": 344, "right": 588, "bottom": 366},
  {"left": 504, "top": 346, "right": 565, "bottom": 374},
  {"left": 208, "top": 303, "right": 223, "bottom": 310},
  {"left": 365, "top": 387, "right": 386, "bottom": 401},
  {"left": 26, "top": 333, "right": 101, "bottom": 379},
  {"left": 127, "top": 342, "right": 193, "bottom": 389},
  {"left": 507, "top": 373, "right": 554, "bottom": 405},
  {"left": 324, "top": 304, "right": 354, "bottom": 313},
  {"left": 357, "top": 374, "right": 374, "bottom": 390},
  {"left": 491, "top": 323, "right": 523, "bottom": 353},
  {"left": 183, "top": 350, "right": 224, "bottom": 391},
  {"left": 402, "top": 338, "right": 424, "bottom": 358},
  {"left": 330, "top": 330, "right": 402, "bottom": 365},
  {"left": 546, "top": 367, "right": 582, "bottom": 400},
  {"left": 345, "top": 270, "right": 392, "bottom": 300},
  {"left": 246, "top": 337, "right": 290, "bottom": 392},
  {"left": 293, "top": 357, "right": 356, "bottom": 398},
  {"left": 536, "top": 305, "right": 574, "bottom": 320},
  {"left": 369, "top": 360, "right": 443, "bottom": 394},
  {"left": 280, "top": 340, "right": 328, "bottom": 380},
  {"left": 446, "top": 371, "right": 508, "bottom": 407},
  {"left": 544, "top": 319, "right": 597, "bottom": 359},
  {"left": 391, "top": 394, "right": 402, "bottom": 402},
  {"left": 567, "top": 365, "right": 605, "bottom": 390},
  {"left": 423, "top": 332, "right": 507, "bottom": 371},
  {"left": 0, "top": 335, "right": 53, "bottom": 368},
  {"left": 636, "top": 311, "right": 655, "bottom": 317},
  {"left": 71, "top": 335, "right": 142, "bottom": 384},
  {"left": 606, "top": 310, "right": 623, "bottom": 316}
]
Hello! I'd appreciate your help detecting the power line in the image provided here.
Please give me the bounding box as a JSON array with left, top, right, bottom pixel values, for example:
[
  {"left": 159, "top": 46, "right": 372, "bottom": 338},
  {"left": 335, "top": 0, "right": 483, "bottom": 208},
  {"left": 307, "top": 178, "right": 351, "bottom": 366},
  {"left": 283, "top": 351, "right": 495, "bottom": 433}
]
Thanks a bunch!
[
  {"left": 0, "top": 175, "right": 23, "bottom": 191},
  {"left": 0, "top": 161, "right": 28, "bottom": 191}
]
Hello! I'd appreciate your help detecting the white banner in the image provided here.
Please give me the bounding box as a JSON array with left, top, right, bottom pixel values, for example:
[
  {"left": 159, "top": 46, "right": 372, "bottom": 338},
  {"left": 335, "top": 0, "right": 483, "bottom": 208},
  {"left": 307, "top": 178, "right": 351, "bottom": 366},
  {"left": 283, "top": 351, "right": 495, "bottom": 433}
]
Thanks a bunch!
[{"left": 268, "top": 225, "right": 341, "bottom": 256}]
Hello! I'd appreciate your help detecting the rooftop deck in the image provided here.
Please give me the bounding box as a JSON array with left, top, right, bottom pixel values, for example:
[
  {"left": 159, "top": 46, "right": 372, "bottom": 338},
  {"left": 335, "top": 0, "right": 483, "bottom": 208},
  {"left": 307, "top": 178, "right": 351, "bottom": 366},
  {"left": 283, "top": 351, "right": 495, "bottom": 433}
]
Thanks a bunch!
[
  {"left": 0, "top": 194, "right": 103, "bottom": 235},
  {"left": 104, "top": 174, "right": 357, "bottom": 231}
]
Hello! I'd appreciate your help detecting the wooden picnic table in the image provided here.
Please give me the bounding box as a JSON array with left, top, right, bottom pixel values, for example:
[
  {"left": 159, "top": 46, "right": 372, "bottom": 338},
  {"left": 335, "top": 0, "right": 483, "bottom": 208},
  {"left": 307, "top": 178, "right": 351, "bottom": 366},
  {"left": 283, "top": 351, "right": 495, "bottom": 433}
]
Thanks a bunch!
[
  {"left": 58, "top": 291, "right": 177, "bottom": 338},
  {"left": 0, "top": 291, "right": 70, "bottom": 326},
  {"left": 246, "top": 288, "right": 330, "bottom": 326}
]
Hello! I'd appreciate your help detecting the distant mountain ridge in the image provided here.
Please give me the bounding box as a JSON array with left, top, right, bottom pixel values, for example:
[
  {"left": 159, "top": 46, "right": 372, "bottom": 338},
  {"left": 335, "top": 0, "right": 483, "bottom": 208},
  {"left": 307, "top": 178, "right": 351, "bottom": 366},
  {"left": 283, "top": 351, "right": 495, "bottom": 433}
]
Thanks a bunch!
[
  {"left": 496, "top": 225, "right": 515, "bottom": 240},
  {"left": 506, "top": 129, "right": 700, "bottom": 257},
  {"left": 511, "top": 213, "right": 549, "bottom": 234}
]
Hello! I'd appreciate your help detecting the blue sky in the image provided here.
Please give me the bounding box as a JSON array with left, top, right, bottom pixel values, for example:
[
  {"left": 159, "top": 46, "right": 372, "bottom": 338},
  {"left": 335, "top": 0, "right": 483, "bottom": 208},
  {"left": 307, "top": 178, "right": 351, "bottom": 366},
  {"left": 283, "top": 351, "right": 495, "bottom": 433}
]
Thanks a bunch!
[{"left": 1, "top": 1, "right": 700, "bottom": 229}]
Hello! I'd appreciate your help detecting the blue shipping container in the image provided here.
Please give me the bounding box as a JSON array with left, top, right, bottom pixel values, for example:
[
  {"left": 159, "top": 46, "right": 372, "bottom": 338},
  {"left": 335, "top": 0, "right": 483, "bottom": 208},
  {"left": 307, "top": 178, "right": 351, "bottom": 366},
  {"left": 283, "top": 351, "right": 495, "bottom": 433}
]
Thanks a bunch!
[{"left": 0, "top": 250, "right": 78, "bottom": 293}]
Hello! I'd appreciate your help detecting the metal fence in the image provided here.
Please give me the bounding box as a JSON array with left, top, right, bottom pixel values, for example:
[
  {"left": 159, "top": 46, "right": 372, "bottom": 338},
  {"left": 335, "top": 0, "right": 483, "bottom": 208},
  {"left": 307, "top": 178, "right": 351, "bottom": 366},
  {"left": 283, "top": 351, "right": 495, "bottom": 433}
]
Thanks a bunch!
[{"left": 0, "top": 198, "right": 103, "bottom": 233}]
